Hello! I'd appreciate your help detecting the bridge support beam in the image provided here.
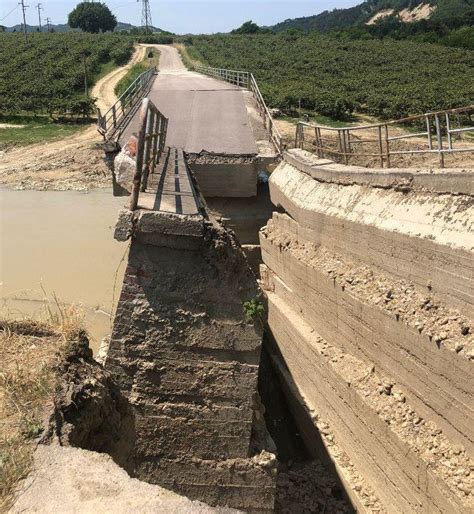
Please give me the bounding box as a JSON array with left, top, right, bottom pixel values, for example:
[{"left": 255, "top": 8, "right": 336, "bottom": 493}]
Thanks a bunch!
[{"left": 105, "top": 207, "right": 276, "bottom": 511}]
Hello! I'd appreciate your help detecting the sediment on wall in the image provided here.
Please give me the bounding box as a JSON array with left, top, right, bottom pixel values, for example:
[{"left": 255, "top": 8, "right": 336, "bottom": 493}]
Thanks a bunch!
[{"left": 260, "top": 152, "right": 474, "bottom": 513}]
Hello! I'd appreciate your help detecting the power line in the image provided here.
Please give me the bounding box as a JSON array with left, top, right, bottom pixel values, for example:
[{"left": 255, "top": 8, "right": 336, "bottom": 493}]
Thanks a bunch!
[
  {"left": 1, "top": 5, "right": 19, "bottom": 22},
  {"left": 46, "top": 16, "right": 51, "bottom": 32},
  {"left": 18, "top": 0, "right": 29, "bottom": 43},
  {"left": 35, "top": 2, "right": 42, "bottom": 31}
]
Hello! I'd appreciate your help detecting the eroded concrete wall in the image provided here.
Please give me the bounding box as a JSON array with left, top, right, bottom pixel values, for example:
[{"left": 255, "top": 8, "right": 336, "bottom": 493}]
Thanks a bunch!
[
  {"left": 260, "top": 149, "right": 474, "bottom": 513},
  {"left": 106, "top": 209, "right": 276, "bottom": 511}
]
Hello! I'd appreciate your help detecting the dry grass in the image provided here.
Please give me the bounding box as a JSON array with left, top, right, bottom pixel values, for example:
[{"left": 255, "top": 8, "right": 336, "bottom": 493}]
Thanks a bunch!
[{"left": 0, "top": 299, "right": 84, "bottom": 512}]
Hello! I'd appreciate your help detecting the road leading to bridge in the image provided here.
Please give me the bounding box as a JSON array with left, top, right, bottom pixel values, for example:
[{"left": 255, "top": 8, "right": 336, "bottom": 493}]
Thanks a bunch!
[{"left": 119, "top": 45, "right": 258, "bottom": 156}]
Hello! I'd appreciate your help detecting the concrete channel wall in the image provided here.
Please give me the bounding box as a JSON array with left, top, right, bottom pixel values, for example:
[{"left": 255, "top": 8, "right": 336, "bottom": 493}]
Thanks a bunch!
[{"left": 260, "top": 149, "right": 474, "bottom": 513}]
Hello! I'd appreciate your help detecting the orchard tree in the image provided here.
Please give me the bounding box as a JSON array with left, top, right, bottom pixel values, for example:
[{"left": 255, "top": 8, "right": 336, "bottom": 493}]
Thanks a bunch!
[
  {"left": 231, "top": 21, "right": 260, "bottom": 34},
  {"left": 68, "top": 2, "right": 117, "bottom": 33}
]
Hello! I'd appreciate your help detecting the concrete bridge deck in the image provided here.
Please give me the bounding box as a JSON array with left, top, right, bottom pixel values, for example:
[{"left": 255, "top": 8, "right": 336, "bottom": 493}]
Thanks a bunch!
[{"left": 119, "top": 46, "right": 258, "bottom": 156}]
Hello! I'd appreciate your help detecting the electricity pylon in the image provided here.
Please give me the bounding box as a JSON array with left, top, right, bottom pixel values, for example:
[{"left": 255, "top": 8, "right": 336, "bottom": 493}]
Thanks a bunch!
[{"left": 138, "top": 0, "right": 152, "bottom": 34}]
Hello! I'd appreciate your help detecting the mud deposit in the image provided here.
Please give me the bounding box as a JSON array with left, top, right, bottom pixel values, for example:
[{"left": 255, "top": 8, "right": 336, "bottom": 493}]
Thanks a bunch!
[{"left": 0, "top": 188, "right": 128, "bottom": 351}]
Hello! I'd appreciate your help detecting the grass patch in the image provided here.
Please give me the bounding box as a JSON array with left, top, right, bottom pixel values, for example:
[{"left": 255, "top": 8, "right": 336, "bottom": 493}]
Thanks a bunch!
[
  {"left": 279, "top": 111, "right": 364, "bottom": 128},
  {"left": 0, "top": 300, "right": 84, "bottom": 511},
  {"left": 173, "top": 43, "right": 205, "bottom": 70},
  {"left": 114, "top": 47, "right": 160, "bottom": 98},
  {"left": 0, "top": 115, "right": 90, "bottom": 150}
]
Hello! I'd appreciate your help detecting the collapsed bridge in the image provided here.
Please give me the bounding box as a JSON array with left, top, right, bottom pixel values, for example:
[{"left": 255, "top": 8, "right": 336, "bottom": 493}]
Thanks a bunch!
[{"left": 97, "top": 45, "right": 474, "bottom": 512}]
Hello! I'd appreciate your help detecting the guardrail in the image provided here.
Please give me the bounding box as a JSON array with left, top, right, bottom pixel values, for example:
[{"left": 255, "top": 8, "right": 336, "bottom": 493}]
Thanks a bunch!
[
  {"left": 295, "top": 105, "right": 474, "bottom": 168},
  {"left": 248, "top": 74, "right": 283, "bottom": 154},
  {"left": 194, "top": 65, "right": 249, "bottom": 88},
  {"left": 130, "top": 98, "right": 169, "bottom": 211},
  {"left": 97, "top": 66, "right": 156, "bottom": 141},
  {"left": 194, "top": 65, "right": 283, "bottom": 154}
]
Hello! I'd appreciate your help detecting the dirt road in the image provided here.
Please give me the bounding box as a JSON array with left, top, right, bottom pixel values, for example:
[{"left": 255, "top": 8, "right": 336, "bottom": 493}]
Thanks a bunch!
[
  {"left": 0, "top": 46, "right": 147, "bottom": 191},
  {"left": 93, "top": 45, "right": 147, "bottom": 114}
]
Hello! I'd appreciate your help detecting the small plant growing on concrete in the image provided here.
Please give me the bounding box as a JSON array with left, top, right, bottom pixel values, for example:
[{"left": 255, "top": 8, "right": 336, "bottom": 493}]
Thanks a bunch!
[{"left": 243, "top": 299, "right": 265, "bottom": 323}]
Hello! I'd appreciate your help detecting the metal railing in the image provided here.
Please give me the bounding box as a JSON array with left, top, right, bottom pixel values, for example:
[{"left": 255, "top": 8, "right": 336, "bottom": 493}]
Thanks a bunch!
[
  {"left": 248, "top": 74, "right": 283, "bottom": 154},
  {"left": 194, "top": 65, "right": 249, "bottom": 88},
  {"left": 295, "top": 105, "right": 474, "bottom": 168},
  {"left": 97, "top": 66, "right": 156, "bottom": 141},
  {"left": 195, "top": 65, "right": 283, "bottom": 154},
  {"left": 130, "top": 98, "right": 169, "bottom": 211}
]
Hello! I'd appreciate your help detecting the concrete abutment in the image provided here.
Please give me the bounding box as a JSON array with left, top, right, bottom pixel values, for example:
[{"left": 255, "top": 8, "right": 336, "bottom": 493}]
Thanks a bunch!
[{"left": 106, "top": 199, "right": 277, "bottom": 510}]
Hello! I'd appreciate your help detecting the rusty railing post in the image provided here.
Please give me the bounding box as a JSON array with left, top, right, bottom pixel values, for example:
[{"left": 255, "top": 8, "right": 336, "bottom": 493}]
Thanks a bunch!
[
  {"left": 378, "top": 125, "right": 384, "bottom": 167},
  {"left": 130, "top": 99, "right": 149, "bottom": 210},
  {"left": 434, "top": 113, "right": 445, "bottom": 168}
]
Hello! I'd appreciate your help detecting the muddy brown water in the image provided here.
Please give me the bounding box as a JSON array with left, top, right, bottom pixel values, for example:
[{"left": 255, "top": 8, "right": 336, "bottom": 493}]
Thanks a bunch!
[{"left": 0, "top": 187, "right": 128, "bottom": 353}]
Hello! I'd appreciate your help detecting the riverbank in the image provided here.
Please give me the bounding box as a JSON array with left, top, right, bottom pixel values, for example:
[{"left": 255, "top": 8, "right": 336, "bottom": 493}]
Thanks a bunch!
[
  {"left": 0, "top": 188, "right": 128, "bottom": 351},
  {"left": 0, "top": 315, "right": 74, "bottom": 511}
]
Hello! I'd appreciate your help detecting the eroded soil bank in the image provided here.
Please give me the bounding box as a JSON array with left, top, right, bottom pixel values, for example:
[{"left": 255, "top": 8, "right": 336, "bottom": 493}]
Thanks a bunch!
[{"left": 0, "top": 188, "right": 128, "bottom": 351}]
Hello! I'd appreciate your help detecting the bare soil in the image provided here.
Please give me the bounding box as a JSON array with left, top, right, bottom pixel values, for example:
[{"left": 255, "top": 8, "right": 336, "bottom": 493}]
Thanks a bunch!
[{"left": 399, "top": 3, "right": 436, "bottom": 22}]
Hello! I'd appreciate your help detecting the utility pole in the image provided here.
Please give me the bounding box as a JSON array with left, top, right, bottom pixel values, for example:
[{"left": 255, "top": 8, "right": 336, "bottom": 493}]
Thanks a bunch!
[
  {"left": 138, "top": 0, "right": 152, "bottom": 34},
  {"left": 83, "top": 53, "right": 88, "bottom": 97},
  {"left": 46, "top": 17, "right": 51, "bottom": 32},
  {"left": 19, "top": 0, "right": 29, "bottom": 43},
  {"left": 35, "top": 2, "right": 42, "bottom": 31}
]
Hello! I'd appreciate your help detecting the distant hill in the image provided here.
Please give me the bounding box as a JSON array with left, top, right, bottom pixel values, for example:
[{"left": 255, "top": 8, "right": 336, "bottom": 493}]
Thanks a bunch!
[
  {"left": 3, "top": 22, "right": 164, "bottom": 33},
  {"left": 272, "top": 0, "right": 474, "bottom": 32}
]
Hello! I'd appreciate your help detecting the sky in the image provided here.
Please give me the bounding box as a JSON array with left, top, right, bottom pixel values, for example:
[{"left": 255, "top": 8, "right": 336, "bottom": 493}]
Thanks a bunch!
[{"left": 1, "top": 0, "right": 360, "bottom": 34}]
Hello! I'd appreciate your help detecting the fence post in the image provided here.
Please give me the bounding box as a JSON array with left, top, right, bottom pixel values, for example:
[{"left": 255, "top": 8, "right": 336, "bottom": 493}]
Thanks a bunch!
[
  {"left": 426, "top": 115, "right": 433, "bottom": 150},
  {"left": 434, "top": 114, "right": 445, "bottom": 168},
  {"left": 130, "top": 100, "right": 149, "bottom": 210},
  {"left": 337, "top": 130, "right": 344, "bottom": 163},
  {"left": 342, "top": 129, "right": 349, "bottom": 164},
  {"left": 384, "top": 124, "right": 391, "bottom": 168},
  {"left": 378, "top": 126, "right": 384, "bottom": 167},
  {"left": 445, "top": 112, "right": 453, "bottom": 150}
]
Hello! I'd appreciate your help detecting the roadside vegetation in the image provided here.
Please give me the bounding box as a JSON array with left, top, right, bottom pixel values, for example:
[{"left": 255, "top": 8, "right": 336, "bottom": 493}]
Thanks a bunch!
[
  {"left": 0, "top": 305, "right": 84, "bottom": 511},
  {"left": 114, "top": 47, "right": 160, "bottom": 98},
  {"left": 182, "top": 33, "right": 474, "bottom": 121}
]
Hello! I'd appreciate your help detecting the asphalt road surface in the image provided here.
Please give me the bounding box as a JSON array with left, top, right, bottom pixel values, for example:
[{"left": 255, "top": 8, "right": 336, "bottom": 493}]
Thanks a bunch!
[{"left": 120, "top": 46, "right": 258, "bottom": 156}]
